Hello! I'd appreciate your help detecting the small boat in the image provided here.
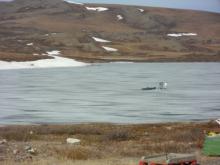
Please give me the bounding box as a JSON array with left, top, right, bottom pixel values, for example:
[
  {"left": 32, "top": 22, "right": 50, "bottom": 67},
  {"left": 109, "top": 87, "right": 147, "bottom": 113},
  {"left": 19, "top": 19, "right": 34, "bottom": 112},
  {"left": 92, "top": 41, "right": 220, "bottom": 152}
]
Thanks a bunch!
[
  {"left": 142, "top": 82, "right": 167, "bottom": 91},
  {"left": 142, "top": 87, "right": 157, "bottom": 90},
  {"left": 139, "top": 153, "right": 197, "bottom": 165}
]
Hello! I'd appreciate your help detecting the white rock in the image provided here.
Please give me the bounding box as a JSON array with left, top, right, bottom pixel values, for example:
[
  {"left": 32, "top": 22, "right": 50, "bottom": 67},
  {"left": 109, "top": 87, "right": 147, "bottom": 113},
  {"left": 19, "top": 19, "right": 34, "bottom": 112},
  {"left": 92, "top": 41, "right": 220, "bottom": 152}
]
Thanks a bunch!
[
  {"left": 24, "top": 145, "right": 37, "bottom": 154},
  {"left": 28, "top": 148, "right": 37, "bottom": 155},
  {"left": 0, "top": 139, "right": 7, "bottom": 144},
  {"left": 13, "top": 149, "right": 19, "bottom": 155},
  {"left": 66, "top": 138, "right": 80, "bottom": 144}
]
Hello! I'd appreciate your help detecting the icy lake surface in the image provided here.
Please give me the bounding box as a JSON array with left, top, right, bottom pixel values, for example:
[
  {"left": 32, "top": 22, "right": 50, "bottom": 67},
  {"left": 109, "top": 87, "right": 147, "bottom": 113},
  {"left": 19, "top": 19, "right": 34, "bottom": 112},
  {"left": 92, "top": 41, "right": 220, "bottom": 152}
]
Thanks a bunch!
[{"left": 0, "top": 63, "right": 220, "bottom": 124}]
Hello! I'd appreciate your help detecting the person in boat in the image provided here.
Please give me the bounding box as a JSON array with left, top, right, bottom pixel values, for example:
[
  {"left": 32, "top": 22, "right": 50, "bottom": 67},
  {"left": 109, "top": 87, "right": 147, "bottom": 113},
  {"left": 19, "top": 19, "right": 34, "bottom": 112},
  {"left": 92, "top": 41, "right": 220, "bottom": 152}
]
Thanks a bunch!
[{"left": 159, "top": 82, "right": 168, "bottom": 89}]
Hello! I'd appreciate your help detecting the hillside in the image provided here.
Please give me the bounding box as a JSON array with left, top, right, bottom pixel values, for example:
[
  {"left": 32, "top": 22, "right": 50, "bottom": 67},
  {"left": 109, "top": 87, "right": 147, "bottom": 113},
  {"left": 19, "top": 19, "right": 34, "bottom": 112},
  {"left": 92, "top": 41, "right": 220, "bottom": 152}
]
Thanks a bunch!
[{"left": 0, "top": 0, "right": 220, "bottom": 62}]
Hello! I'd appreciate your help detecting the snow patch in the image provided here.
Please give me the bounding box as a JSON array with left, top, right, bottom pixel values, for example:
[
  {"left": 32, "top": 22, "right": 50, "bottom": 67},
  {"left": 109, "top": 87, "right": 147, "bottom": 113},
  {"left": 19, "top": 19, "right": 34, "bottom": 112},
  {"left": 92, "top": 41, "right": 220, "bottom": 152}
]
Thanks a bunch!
[
  {"left": 92, "top": 37, "right": 111, "bottom": 43},
  {"left": 117, "top": 15, "right": 123, "bottom": 20},
  {"left": 0, "top": 50, "right": 87, "bottom": 70},
  {"left": 181, "top": 33, "right": 198, "bottom": 36},
  {"left": 102, "top": 46, "right": 118, "bottom": 52},
  {"left": 46, "top": 50, "right": 61, "bottom": 56},
  {"left": 26, "top": 43, "right": 33, "bottom": 46},
  {"left": 63, "top": 0, "right": 84, "bottom": 5},
  {"left": 86, "top": 7, "right": 108, "bottom": 12},
  {"left": 167, "top": 33, "right": 197, "bottom": 37},
  {"left": 138, "top": 8, "right": 144, "bottom": 12}
]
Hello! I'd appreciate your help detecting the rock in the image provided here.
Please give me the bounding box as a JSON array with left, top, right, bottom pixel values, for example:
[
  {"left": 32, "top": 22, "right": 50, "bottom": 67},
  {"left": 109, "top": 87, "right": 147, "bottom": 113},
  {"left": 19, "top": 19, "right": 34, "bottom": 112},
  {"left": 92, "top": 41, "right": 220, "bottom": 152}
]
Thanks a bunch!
[
  {"left": 13, "top": 149, "right": 19, "bottom": 155},
  {"left": 24, "top": 145, "right": 32, "bottom": 151},
  {"left": 144, "top": 132, "right": 149, "bottom": 136},
  {"left": 25, "top": 146, "right": 37, "bottom": 155},
  {"left": 66, "top": 138, "right": 80, "bottom": 145},
  {"left": 27, "top": 148, "right": 37, "bottom": 155},
  {"left": 166, "top": 126, "right": 172, "bottom": 130},
  {"left": 0, "top": 139, "right": 7, "bottom": 145}
]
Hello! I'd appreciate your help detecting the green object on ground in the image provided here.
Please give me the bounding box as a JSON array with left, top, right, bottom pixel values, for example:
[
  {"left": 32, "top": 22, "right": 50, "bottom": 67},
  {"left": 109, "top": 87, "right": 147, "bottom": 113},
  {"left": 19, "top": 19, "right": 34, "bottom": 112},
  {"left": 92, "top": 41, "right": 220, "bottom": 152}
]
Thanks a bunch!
[{"left": 203, "top": 135, "right": 220, "bottom": 156}]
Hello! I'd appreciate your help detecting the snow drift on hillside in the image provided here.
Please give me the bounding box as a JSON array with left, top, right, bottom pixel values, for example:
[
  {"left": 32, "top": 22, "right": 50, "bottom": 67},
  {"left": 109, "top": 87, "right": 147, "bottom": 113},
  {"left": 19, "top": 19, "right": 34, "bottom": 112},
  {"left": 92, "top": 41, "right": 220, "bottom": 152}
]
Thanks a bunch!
[
  {"left": 102, "top": 46, "right": 118, "bottom": 52},
  {"left": 86, "top": 7, "right": 108, "bottom": 12},
  {"left": 167, "top": 33, "right": 197, "bottom": 37},
  {"left": 63, "top": 0, "right": 84, "bottom": 5},
  {"left": 138, "top": 9, "right": 144, "bottom": 12},
  {"left": 0, "top": 51, "right": 87, "bottom": 70},
  {"left": 92, "top": 37, "right": 111, "bottom": 43},
  {"left": 26, "top": 43, "right": 33, "bottom": 46}
]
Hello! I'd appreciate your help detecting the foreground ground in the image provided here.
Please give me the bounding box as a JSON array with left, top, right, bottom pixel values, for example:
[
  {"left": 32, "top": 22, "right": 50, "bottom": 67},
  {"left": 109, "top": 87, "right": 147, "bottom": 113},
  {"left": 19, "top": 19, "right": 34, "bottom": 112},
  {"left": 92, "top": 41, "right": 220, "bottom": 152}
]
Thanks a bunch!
[{"left": 0, "top": 122, "right": 220, "bottom": 165}]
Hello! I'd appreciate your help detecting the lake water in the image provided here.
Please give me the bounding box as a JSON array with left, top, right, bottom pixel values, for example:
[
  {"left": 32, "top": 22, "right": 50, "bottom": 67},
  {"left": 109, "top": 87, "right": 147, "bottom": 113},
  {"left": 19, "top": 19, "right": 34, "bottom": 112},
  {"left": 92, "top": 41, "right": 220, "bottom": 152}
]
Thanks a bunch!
[{"left": 0, "top": 63, "right": 220, "bottom": 124}]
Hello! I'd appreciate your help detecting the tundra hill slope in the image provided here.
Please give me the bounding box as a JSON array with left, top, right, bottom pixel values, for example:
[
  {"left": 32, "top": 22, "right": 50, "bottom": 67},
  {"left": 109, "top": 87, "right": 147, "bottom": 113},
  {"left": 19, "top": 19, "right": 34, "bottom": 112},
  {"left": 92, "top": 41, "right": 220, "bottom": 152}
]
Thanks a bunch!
[{"left": 0, "top": 0, "right": 220, "bottom": 62}]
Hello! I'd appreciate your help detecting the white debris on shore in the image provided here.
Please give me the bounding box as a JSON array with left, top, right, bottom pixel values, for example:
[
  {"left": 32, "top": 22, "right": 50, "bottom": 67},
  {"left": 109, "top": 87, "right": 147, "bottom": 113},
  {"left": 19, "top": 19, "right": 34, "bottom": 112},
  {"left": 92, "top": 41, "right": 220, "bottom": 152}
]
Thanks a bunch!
[
  {"left": 92, "top": 37, "right": 111, "bottom": 43},
  {"left": 167, "top": 33, "right": 197, "bottom": 37},
  {"left": 86, "top": 7, "right": 109, "bottom": 12},
  {"left": 0, "top": 50, "right": 87, "bottom": 70},
  {"left": 138, "top": 8, "right": 144, "bottom": 12},
  {"left": 26, "top": 43, "right": 33, "bottom": 46},
  {"left": 117, "top": 15, "right": 123, "bottom": 20},
  {"left": 66, "top": 138, "right": 81, "bottom": 144},
  {"left": 102, "top": 46, "right": 118, "bottom": 52},
  {"left": 63, "top": 0, "right": 84, "bottom": 5}
]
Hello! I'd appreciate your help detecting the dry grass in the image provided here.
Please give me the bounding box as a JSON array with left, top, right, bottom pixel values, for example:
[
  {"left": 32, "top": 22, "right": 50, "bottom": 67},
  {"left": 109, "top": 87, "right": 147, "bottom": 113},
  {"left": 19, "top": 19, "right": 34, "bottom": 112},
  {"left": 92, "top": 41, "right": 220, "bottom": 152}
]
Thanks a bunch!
[
  {"left": 2, "top": 158, "right": 138, "bottom": 165},
  {"left": 0, "top": 122, "right": 220, "bottom": 164}
]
